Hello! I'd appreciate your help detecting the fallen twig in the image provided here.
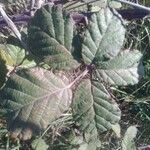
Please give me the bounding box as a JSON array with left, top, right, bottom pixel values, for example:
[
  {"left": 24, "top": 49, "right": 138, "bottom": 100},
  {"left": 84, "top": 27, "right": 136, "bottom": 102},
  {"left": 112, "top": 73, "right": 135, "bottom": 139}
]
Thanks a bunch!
[
  {"left": 0, "top": 8, "right": 149, "bottom": 28},
  {"left": 0, "top": 4, "right": 22, "bottom": 40},
  {"left": 0, "top": 4, "right": 28, "bottom": 50},
  {"left": 138, "top": 145, "right": 150, "bottom": 150},
  {"left": 117, "top": 9, "right": 150, "bottom": 19},
  {"left": 115, "top": 0, "right": 150, "bottom": 12}
]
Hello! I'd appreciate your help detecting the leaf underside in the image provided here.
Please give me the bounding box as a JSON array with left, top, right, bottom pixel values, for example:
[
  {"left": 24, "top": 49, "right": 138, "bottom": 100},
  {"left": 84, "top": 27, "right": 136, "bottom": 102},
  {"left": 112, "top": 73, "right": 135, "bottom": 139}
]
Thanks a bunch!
[
  {"left": 72, "top": 79, "right": 121, "bottom": 139},
  {"left": 28, "top": 4, "right": 79, "bottom": 70},
  {"left": 0, "top": 67, "right": 72, "bottom": 140}
]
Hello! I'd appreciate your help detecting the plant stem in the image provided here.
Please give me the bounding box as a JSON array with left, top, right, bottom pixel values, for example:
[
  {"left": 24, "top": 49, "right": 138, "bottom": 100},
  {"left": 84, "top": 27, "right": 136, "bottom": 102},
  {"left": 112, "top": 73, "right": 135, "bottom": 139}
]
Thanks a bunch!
[
  {"left": 68, "top": 68, "right": 89, "bottom": 88},
  {"left": 114, "top": 0, "right": 150, "bottom": 12}
]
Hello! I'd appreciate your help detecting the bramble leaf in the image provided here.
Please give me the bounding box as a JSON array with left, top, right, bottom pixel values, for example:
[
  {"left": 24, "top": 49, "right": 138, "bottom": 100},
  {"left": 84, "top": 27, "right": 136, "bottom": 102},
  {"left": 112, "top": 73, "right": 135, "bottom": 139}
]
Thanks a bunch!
[
  {"left": 72, "top": 79, "right": 121, "bottom": 138},
  {"left": 122, "top": 126, "right": 137, "bottom": 150},
  {"left": 52, "top": 129, "right": 101, "bottom": 150},
  {"left": 0, "top": 44, "right": 36, "bottom": 87},
  {"left": 81, "top": 8, "right": 125, "bottom": 64},
  {"left": 95, "top": 50, "right": 144, "bottom": 86},
  {"left": 31, "top": 138, "right": 49, "bottom": 150},
  {"left": 0, "top": 58, "right": 7, "bottom": 88},
  {"left": 109, "top": 0, "right": 122, "bottom": 9},
  {"left": 0, "top": 44, "right": 36, "bottom": 68},
  {"left": 28, "top": 5, "right": 79, "bottom": 70},
  {"left": 0, "top": 67, "right": 72, "bottom": 140}
]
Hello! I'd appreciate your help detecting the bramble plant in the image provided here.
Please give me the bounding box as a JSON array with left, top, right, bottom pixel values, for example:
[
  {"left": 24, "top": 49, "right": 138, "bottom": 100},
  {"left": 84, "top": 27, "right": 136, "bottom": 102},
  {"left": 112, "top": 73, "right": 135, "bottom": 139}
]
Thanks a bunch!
[{"left": 0, "top": 1, "right": 145, "bottom": 149}]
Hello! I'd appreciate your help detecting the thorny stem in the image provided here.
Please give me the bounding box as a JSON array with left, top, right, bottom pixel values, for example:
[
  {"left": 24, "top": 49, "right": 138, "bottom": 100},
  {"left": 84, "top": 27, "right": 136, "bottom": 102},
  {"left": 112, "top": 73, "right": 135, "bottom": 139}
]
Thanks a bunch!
[{"left": 68, "top": 68, "right": 89, "bottom": 88}]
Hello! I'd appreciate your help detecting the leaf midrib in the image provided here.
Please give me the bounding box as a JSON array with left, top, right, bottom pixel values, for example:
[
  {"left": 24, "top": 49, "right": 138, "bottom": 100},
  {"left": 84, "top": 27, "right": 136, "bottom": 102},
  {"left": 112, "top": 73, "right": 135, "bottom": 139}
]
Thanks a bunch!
[{"left": 10, "top": 84, "right": 71, "bottom": 112}]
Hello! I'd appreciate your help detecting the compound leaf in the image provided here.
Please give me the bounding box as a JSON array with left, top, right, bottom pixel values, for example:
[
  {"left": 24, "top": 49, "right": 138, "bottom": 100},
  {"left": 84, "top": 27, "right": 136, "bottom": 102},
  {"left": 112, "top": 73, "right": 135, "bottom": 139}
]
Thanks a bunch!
[
  {"left": 72, "top": 79, "right": 121, "bottom": 138},
  {"left": 95, "top": 50, "right": 144, "bottom": 86},
  {"left": 0, "top": 67, "right": 72, "bottom": 140},
  {"left": 28, "top": 5, "right": 79, "bottom": 70},
  {"left": 81, "top": 8, "right": 125, "bottom": 64}
]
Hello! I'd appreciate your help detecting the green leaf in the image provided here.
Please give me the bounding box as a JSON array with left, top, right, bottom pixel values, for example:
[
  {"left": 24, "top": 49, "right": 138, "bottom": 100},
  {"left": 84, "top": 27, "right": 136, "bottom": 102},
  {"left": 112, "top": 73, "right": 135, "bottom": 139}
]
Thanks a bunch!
[
  {"left": 52, "top": 129, "right": 101, "bottom": 150},
  {"left": 109, "top": 1, "right": 122, "bottom": 9},
  {"left": 0, "top": 58, "right": 7, "bottom": 88},
  {"left": 31, "top": 138, "right": 49, "bottom": 150},
  {"left": 122, "top": 126, "right": 137, "bottom": 150},
  {"left": 0, "top": 44, "right": 36, "bottom": 68},
  {"left": 0, "top": 67, "right": 72, "bottom": 140},
  {"left": 0, "top": 43, "right": 36, "bottom": 88},
  {"left": 28, "top": 5, "right": 79, "bottom": 70},
  {"left": 95, "top": 50, "right": 144, "bottom": 86},
  {"left": 72, "top": 79, "right": 121, "bottom": 138},
  {"left": 111, "top": 123, "right": 121, "bottom": 138},
  {"left": 77, "top": 140, "right": 101, "bottom": 150},
  {"left": 81, "top": 8, "right": 125, "bottom": 64}
]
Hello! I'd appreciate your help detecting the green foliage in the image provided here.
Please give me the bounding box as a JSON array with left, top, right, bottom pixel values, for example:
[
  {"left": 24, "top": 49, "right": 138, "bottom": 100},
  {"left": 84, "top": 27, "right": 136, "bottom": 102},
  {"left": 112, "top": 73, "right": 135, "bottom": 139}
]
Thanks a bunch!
[
  {"left": 28, "top": 5, "right": 79, "bottom": 70},
  {"left": 0, "top": 67, "right": 72, "bottom": 140},
  {"left": 122, "top": 18, "right": 150, "bottom": 124},
  {"left": 31, "top": 138, "right": 49, "bottom": 150},
  {"left": 52, "top": 129, "right": 101, "bottom": 150},
  {"left": 0, "top": 2, "right": 145, "bottom": 150},
  {"left": 81, "top": 8, "right": 125, "bottom": 64},
  {"left": 96, "top": 50, "right": 143, "bottom": 86},
  {"left": 72, "top": 79, "right": 121, "bottom": 140},
  {"left": 122, "top": 126, "right": 137, "bottom": 150},
  {"left": 0, "top": 43, "right": 36, "bottom": 87},
  {"left": 0, "top": 44, "right": 36, "bottom": 67},
  {"left": 0, "top": 58, "right": 7, "bottom": 88}
]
